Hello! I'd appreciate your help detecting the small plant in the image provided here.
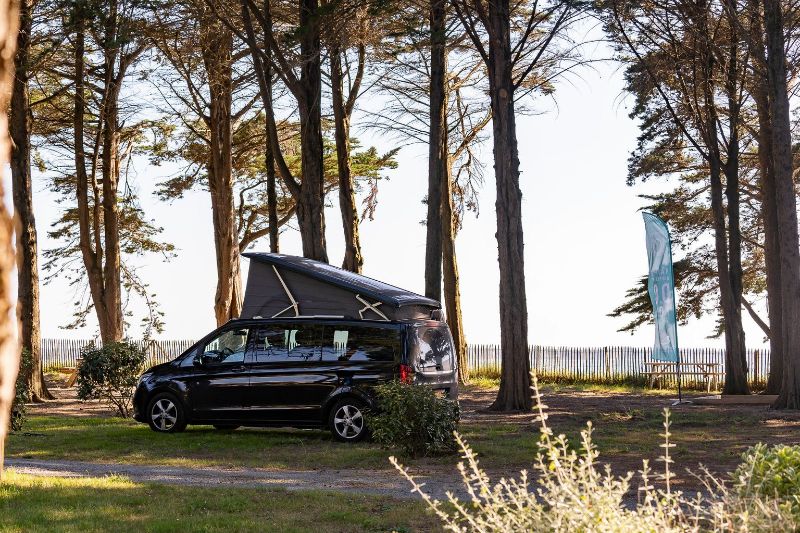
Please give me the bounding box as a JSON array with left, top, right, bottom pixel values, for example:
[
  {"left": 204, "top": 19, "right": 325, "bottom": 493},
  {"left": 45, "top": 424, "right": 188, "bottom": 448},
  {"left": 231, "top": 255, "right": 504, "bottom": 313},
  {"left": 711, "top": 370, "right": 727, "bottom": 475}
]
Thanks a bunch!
[
  {"left": 392, "top": 374, "right": 798, "bottom": 532},
  {"left": 369, "top": 381, "right": 459, "bottom": 457},
  {"left": 11, "top": 349, "right": 33, "bottom": 431},
  {"left": 733, "top": 443, "right": 800, "bottom": 518},
  {"left": 77, "top": 341, "right": 146, "bottom": 417}
]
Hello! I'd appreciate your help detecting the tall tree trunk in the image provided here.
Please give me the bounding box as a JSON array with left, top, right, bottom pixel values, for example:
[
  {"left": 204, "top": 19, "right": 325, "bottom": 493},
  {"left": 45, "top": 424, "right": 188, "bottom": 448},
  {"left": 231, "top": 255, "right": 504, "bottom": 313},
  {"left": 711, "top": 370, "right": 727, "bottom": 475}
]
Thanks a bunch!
[
  {"left": 11, "top": 0, "right": 50, "bottom": 401},
  {"left": 720, "top": 18, "right": 749, "bottom": 394},
  {"left": 749, "top": 4, "right": 783, "bottom": 393},
  {"left": 442, "top": 163, "right": 468, "bottom": 384},
  {"left": 425, "top": 0, "right": 446, "bottom": 302},
  {"left": 266, "top": 135, "right": 279, "bottom": 253},
  {"left": 73, "top": 7, "right": 118, "bottom": 343},
  {"left": 99, "top": 11, "right": 124, "bottom": 342},
  {"left": 297, "top": 0, "right": 328, "bottom": 263},
  {"left": 264, "top": 20, "right": 279, "bottom": 255},
  {"left": 202, "top": 14, "right": 242, "bottom": 325},
  {"left": 330, "top": 47, "right": 362, "bottom": 273},
  {"left": 765, "top": 0, "right": 800, "bottom": 409},
  {"left": 699, "top": 12, "right": 748, "bottom": 394},
  {"left": 0, "top": 0, "right": 21, "bottom": 480},
  {"left": 487, "top": 0, "right": 531, "bottom": 411}
]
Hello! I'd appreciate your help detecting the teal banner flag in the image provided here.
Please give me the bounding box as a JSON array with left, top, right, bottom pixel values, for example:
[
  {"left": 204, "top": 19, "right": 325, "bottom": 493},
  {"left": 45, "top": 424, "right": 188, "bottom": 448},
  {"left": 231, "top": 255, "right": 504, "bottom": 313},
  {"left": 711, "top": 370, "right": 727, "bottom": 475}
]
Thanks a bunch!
[{"left": 643, "top": 212, "right": 679, "bottom": 362}]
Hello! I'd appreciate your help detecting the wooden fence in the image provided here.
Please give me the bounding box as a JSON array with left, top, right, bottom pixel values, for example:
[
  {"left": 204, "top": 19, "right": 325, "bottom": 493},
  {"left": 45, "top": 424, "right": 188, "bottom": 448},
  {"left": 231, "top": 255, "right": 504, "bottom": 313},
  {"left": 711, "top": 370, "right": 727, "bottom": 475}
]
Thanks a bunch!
[
  {"left": 41, "top": 339, "right": 771, "bottom": 390},
  {"left": 467, "top": 344, "right": 771, "bottom": 389},
  {"left": 41, "top": 338, "right": 197, "bottom": 369}
]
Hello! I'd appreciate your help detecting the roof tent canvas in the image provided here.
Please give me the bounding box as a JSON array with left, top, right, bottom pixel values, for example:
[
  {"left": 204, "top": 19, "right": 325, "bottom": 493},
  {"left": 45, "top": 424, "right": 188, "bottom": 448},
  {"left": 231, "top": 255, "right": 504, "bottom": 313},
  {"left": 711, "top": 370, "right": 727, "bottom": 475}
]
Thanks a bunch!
[{"left": 240, "top": 252, "right": 440, "bottom": 321}]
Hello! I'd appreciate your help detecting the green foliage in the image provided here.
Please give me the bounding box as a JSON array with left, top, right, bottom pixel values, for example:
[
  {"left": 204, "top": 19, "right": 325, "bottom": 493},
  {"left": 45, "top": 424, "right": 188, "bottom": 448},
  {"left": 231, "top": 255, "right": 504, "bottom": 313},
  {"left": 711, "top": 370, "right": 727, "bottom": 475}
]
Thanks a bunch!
[
  {"left": 393, "top": 376, "right": 799, "bottom": 532},
  {"left": 370, "top": 381, "right": 459, "bottom": 457},
  {"left": 11, "top": 350, "right": 33, "bottom": 432},
  {"left": 77, "top": 342, "right": 146, "bottom": 418},
  {"left": 734, "top": 443, "right": 800, "bottom": 518}
]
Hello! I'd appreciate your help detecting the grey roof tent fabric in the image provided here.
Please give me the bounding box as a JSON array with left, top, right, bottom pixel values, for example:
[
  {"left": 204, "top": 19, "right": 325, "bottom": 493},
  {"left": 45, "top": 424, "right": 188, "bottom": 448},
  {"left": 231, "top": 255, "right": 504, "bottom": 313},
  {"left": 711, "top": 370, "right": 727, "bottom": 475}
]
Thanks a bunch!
[{"left": 240, "top": 252, "right": 441, "bottom": 321}]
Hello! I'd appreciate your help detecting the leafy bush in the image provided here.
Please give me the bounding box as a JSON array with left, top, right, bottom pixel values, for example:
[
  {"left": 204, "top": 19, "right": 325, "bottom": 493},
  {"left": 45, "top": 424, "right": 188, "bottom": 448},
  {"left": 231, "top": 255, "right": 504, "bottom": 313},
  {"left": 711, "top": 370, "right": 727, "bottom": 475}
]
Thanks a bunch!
[
  {"left": 370, "top": 381, "right": 459, "bottom": 457},
  {"left": 392, "top": 375, "right": 798, "bottom": 532},
  {"left": 77, "top": 342, "right": 146, "bottom": 417},
  {"left": 11, "top": 350, "right": 33, "bottom": 431},
  {"left": 734, "top": 443, "right": 800, "bottom": 518}
]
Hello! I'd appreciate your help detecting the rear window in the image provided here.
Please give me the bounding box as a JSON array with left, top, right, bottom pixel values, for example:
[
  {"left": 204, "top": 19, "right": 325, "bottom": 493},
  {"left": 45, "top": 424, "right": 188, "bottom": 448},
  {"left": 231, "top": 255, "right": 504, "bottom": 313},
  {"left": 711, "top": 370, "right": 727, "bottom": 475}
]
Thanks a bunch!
[{"left": 408, "top": 324, "right": 455, "bottom": 372}]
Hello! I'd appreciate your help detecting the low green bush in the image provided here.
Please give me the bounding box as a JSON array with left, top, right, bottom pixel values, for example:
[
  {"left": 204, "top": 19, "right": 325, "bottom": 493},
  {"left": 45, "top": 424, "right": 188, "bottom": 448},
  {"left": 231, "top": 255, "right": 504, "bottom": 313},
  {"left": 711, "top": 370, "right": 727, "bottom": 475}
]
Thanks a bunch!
[
  {"left": 11, "top": 350, "right": 32, "bottom": 431},
  {"left": 77, "top": 341, "right": 146, "bottom": 417},
  {"left": 392, "top": 375, "right": 799, "bottom": 532},
  {"left": 369, "top": 381, "right": 459, "bottom": 457},
  {"left": 734, "top": 442, "right": 800, "bottom": 518}
]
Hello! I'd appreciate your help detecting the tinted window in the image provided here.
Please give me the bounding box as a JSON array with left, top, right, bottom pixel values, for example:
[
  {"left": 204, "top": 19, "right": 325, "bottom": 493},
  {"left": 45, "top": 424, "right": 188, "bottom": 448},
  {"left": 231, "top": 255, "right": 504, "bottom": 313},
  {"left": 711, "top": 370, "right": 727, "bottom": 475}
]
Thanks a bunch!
[
  {"left": 202, "top": 328, "right": 250, "bottom": 365},
  {"left": 409, "top": 325, "right": 454, "bottom": 372},
  {"left": 251, "top": 323, "right": 322, "bottom": 363},
  {"left": 320, "top": 325, "right": 400, "bottom": 362}
]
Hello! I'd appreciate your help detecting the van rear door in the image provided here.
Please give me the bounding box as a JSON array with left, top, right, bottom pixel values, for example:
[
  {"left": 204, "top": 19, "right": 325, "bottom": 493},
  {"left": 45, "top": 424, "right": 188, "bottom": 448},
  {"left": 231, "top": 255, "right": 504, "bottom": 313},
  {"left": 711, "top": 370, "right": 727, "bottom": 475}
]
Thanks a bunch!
[{"left": 407, "top": 323, "right": 457, "bottom": 395}]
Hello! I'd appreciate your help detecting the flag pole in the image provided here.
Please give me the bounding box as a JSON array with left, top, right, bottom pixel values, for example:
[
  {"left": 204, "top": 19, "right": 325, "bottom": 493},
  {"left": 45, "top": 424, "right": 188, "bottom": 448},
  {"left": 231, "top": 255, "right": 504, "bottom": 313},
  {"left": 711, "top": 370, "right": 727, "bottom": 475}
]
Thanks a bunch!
[{"left": 666, "top": 221, "right": 689, "bottom": 406}]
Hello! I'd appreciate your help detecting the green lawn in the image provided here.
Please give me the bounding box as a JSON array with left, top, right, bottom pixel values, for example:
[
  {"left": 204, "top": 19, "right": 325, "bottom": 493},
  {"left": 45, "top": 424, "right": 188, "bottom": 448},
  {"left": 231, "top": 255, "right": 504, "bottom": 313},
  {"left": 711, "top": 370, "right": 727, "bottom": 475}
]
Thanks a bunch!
[
  {"left": 7, "top": 406, "right": 774, "bottom": 473},
  {"left": 0, "top": 471, "right": 434, "bottom": 532},
  {"left": 7, "top": 415, "right": 542, "bottom": 470}
]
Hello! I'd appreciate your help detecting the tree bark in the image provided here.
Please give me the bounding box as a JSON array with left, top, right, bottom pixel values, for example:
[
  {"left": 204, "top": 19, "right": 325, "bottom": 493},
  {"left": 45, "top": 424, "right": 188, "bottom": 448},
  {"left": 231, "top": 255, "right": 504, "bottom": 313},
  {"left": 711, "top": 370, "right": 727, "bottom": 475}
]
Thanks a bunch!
[
  {"left": 424, "top": 0, "right": 446, "bottom": 302},
  {"left": 11, "top": 0, "right": 50, "bottom": 401},
  {"left": 719, "top": 16, "right": 749, "bottom": 394},
  {"left": 0, "top": 0, "right": 21, "bottom": 480},
  {"left": 98, "top": 3, "right": 124, "bottom": 342},
  {"left": 201, "top": 10, "right": 243, "bottom": 325},
  {"left": 442, "top": 163, "right": 468, "bottom": 384},
  {"left": 266, "top": 134, "right": 279, "bottom": 253},
  {"left": 296, "top": 0, "right": 328, "bottom": 263},
  {"left": 749, "top": 3, "right": 783, "bottom": 393},
  {"left": 764, "top": 0, "right": 800, "bottom": 409},
  {"left": 330, "top": 47, "right": 362, "bottom": 273},
  {"left": 487, "top": 0, "right": 531, "bottom": 411}
]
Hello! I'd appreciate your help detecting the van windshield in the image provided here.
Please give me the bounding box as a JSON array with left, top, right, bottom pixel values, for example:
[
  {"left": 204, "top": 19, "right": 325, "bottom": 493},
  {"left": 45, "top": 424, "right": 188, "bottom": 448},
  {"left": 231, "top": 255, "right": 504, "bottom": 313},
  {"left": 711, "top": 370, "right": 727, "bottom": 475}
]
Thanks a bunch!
[{"left": 408, "top": 324, "right": 455, "bottom": 373}]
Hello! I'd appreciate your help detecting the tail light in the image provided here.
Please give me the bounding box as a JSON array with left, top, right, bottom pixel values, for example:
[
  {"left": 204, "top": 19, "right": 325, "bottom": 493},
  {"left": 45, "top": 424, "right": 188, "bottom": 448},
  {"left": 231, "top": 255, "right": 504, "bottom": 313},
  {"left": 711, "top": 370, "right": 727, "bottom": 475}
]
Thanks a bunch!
[{"left": 399, "top": 363, "right": 414, "bottom": 384}]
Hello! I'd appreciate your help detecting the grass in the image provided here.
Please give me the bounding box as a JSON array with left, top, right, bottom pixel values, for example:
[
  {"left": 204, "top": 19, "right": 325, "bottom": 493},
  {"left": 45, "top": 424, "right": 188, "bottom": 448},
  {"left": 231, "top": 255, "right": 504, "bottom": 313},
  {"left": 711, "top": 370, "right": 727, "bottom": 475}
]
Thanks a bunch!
[
  {"left": 8, "top": 415, "right": 542, "bottom": 470},
  {"left": 0, "top": 471, "right": 433, "bottom": 532},
  {"left": 8, "top": 405, "right": 773, "bottom": 473}
]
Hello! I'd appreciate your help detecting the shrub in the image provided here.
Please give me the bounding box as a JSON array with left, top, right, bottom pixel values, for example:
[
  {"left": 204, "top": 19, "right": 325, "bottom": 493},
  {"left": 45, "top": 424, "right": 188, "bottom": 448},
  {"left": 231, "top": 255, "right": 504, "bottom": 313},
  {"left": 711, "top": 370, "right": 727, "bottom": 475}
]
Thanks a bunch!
[
  {"left": 734, "top": 443, "right": 800, "bottom": 518},
  {"left": 369, "top": 381, "right": 459, "bottom": 457},
  {"left": 11, "top": 349, "right": 33, "bottom": 432},
  {"left": 77, "top": 341, "right": 146, "bottom": 417},
  {"left": 392, "top": 375, "right": 798, "bottom": 532}
]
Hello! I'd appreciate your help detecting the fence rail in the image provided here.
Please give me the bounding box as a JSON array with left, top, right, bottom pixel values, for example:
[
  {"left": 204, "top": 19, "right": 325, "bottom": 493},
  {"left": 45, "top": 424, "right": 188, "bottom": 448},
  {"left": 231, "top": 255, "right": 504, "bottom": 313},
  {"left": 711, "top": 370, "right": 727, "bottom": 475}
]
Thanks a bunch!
[
  {"left": 41, "top": 338, "right": 197, "bottom": 369},
  {"left": 40, "top": 339, "right": 771, "bottom": 390},
  {"left": 467, "top": 345, "right": 769, "bottom": 389}
]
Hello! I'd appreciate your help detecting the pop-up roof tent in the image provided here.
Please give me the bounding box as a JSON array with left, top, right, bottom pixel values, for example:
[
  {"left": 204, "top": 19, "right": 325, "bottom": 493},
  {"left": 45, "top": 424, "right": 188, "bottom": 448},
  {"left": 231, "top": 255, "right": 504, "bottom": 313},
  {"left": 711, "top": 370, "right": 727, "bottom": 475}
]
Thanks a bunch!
[{"left": 240, "top": 252, "right": 441, "bottom": 321}]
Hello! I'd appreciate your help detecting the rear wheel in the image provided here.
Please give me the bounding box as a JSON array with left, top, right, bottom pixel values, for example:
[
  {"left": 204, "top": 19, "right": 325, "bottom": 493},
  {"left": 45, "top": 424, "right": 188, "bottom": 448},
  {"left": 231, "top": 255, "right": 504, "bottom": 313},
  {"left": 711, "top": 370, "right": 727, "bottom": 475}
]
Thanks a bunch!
[
  {"left": 146, "top": 393, "right": 187, "bottom": 433},
  {"left": 328, "top": 398, "right": 368, "bottom": 443},
  {"left": 213, "top": 424, "right": 240, "bottom": 431}
]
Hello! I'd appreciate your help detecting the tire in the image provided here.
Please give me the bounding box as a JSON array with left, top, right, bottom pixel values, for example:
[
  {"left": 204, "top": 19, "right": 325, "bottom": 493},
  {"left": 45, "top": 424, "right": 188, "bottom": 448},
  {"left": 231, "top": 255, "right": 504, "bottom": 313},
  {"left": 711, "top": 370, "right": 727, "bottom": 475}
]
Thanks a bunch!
[
  {"left": 213, "top": 424, "right": 240, "bottom": 431},
  {"left": 146, "top": 393, "right": 187, "bottom": 433},
  {"left": 328, "top": 398, "right": 368, "bottom": 443}
]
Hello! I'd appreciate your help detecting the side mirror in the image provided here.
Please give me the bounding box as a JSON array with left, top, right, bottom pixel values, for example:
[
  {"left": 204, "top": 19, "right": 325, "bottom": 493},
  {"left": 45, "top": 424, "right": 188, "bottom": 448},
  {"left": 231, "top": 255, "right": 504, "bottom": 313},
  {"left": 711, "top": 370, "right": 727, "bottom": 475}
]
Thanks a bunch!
[{"left": 193, "top": 353, "right": 206, "bottom": 367}]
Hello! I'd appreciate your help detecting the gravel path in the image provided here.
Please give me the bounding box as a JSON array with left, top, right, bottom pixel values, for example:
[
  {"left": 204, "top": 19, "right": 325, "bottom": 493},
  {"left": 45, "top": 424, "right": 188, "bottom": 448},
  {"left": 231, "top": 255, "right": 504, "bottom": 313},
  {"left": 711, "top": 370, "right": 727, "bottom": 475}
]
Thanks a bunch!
[{"left": 6, "top": 458, "right": 469, "bottom": 500}]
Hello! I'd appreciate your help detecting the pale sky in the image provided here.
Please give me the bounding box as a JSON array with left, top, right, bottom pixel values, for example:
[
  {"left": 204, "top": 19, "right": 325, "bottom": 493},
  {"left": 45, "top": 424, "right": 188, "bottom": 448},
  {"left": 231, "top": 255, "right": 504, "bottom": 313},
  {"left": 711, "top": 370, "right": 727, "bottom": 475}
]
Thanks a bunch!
[{"left": 32, "top": 47, "right": 769, "bottom": 348}]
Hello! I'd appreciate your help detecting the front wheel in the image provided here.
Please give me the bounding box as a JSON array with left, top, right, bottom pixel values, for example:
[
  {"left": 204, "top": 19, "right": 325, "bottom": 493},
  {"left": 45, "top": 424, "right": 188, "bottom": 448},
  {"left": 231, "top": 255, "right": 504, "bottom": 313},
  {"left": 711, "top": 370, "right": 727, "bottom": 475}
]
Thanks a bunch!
[
  {"left": 328, "top": 399, "right": 368, "bottom": 443},
  {"left": 146, "top": 393, "right": 187, "bottom": 433}
]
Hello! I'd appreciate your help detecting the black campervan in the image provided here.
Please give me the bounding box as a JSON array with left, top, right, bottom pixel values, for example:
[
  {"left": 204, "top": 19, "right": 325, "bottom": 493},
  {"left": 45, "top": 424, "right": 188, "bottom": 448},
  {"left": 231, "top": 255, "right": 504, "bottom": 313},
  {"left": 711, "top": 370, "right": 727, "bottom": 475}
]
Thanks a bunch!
[{"left": 132, "top": 253, "right": 458, "bottom": 442}]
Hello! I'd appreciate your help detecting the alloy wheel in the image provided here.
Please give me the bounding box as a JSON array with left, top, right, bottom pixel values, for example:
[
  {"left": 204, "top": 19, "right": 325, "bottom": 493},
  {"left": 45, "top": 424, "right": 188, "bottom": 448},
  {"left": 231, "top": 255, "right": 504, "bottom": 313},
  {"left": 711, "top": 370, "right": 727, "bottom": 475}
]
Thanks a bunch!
[
  {"left": 151, "top": 398, "right": 178, "bottom": 431},
  {"left": 332, "top": 404, "right": 364, "bottom": 439}
]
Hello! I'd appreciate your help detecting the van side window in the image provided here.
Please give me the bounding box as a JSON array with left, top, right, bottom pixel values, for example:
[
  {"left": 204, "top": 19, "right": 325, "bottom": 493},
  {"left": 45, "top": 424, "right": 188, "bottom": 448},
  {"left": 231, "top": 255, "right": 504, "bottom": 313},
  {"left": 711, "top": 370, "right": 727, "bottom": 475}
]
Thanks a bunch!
[
  {"left": 320, "top": 326, "right": 399, "bottom": 362},
  {"left": 201, "top": 328, "right": 250, "bottom": 365},
  {"left": 252, "top": 324, "right": 322, "bottom": 363}
]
